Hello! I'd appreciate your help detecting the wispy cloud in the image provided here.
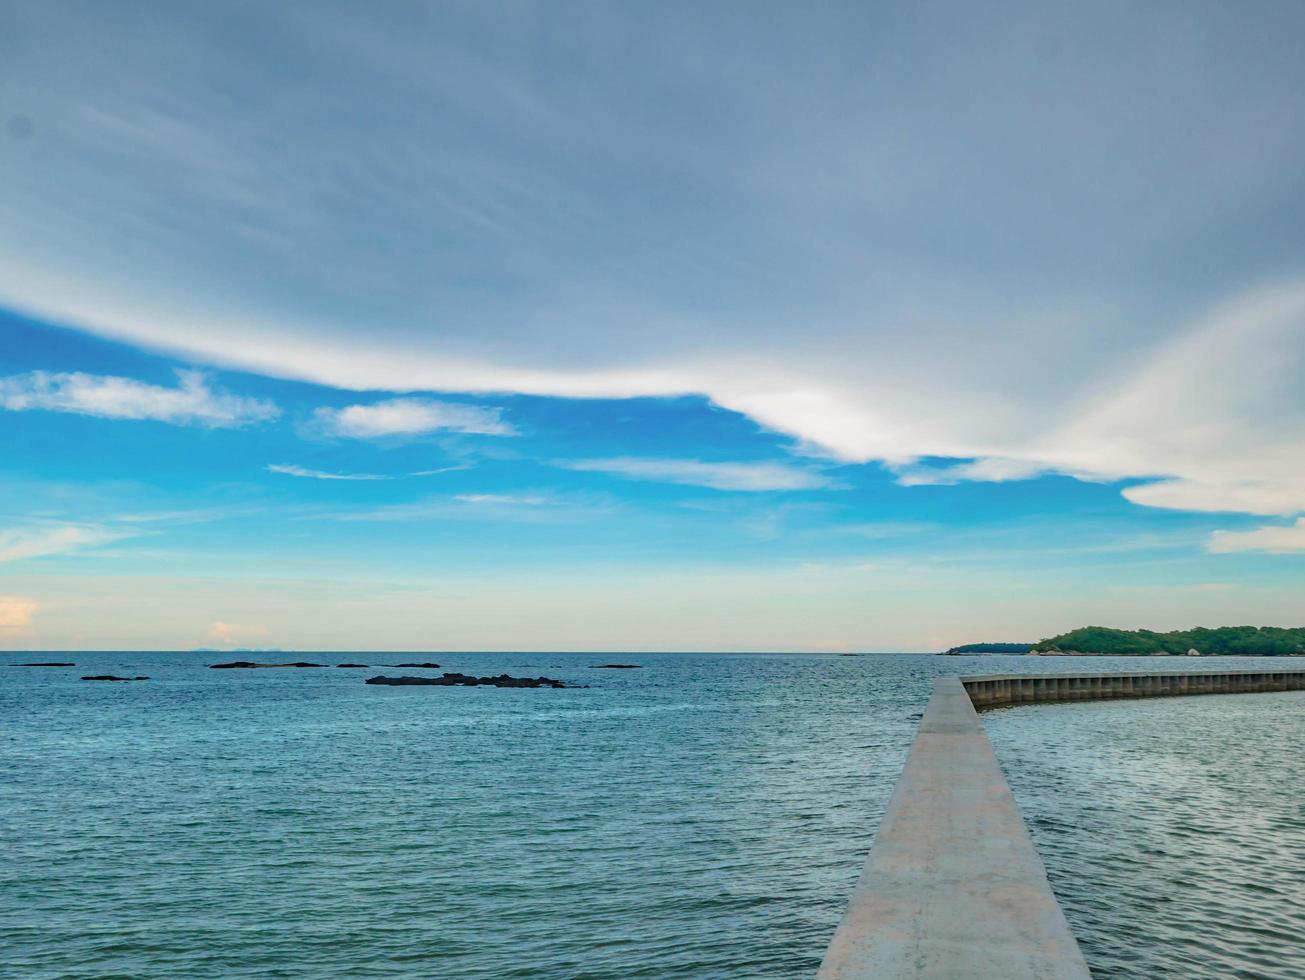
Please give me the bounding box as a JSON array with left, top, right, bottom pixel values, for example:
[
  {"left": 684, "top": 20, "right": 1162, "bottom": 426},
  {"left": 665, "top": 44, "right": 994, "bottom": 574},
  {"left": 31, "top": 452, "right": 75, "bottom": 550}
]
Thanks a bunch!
[
  {"left": 411, "top": 465, "right": 472, "bottom": 477},
  {"left": 0, "top": 596, "right": 38, "bottom": 629},
  {"left": 268, "top": 463, "right": 392, "bottom": 481},
  {"left": 454, "top": 493, "right": 551, "bottom": 506},
  {"left": 0, "top": 523, "right": 142, "bottom": 562},
  {"left": 0, "top": 369, "right": 279, "bottom": 427},
  {"left": 1209, "top": 518, "right": 1305, "bottom": 553},
  {"left": 836, "top": 521, "right": 937, "bottom": 538},
  {"left": 110, "top": 506, "right": 255, "bottom": 525},
  {"left": 315, "top": 399, "right": 515, "bottom": 438},
  {"left": 556, "top": 457, "right": 838, "bottom": 491},
  {"left": 328, "top": 491, "right": 607, "bottom": 523},
  {"left": 893, "top": 458, "right": 1049, "bottom": 487}
]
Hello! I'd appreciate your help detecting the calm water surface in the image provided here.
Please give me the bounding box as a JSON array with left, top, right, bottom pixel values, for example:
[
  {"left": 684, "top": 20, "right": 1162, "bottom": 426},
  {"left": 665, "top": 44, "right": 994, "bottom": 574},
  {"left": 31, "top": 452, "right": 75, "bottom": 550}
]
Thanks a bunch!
[
  {"left": 3, "top": 653, "right": 1302, "bottom": 977},
  {"left": 985, "top": 688, "right": 1305, "bottom": 980}
]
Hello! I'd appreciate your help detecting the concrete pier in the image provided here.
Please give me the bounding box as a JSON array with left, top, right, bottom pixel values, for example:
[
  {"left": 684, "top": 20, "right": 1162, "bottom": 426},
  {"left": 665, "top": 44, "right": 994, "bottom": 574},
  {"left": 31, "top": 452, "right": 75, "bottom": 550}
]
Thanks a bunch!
[
  {"left": 819, "top": 668, "right": 1305, "bottom": 978},
  {"left": 817, "top": 677, "right": 1090, "bottom": 979}
]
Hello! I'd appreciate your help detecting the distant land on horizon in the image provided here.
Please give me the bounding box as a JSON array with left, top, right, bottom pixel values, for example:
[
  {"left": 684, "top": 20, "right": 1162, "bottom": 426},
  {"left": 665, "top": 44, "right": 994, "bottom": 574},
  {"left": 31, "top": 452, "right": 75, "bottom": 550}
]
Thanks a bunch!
[
  {"left": 942, "top": 642, "right": 1033, "bottom": 655},
  {"left": 946, "top": 626, "right": 1305, "bottom": 657}
]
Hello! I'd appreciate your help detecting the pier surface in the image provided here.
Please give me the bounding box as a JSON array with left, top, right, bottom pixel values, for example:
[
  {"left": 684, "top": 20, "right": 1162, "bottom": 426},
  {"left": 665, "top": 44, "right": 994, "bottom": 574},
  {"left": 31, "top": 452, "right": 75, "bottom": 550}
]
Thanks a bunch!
[{"left": 819, "top": 668, "right": 1305, "bottom": 978}]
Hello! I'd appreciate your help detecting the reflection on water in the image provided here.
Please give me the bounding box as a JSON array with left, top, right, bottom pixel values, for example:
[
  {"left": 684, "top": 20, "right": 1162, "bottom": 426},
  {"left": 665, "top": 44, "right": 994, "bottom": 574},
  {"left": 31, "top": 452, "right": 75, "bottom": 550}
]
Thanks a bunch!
[{"left": 985, "top": 691, "right": 1305, "bottom": 980}]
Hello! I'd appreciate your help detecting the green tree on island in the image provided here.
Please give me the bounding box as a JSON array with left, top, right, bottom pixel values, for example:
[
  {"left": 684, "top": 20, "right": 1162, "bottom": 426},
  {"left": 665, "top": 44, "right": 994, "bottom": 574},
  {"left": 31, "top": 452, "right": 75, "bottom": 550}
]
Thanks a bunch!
[{"left": 1030, "top": 626, "right": 1305, "bottom": 656}]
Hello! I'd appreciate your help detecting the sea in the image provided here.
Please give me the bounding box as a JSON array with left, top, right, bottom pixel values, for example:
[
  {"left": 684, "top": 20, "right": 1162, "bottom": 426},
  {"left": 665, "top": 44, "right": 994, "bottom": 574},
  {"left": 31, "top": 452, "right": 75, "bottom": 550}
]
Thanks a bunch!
[{"left": 3, "top": 652, "right": 1303, "bottom": 978}]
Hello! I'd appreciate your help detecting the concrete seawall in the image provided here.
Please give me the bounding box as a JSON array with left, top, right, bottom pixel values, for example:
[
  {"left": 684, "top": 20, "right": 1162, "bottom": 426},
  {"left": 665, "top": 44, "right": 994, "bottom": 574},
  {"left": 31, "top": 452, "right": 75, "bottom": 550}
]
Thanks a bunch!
[
  {"left": 819, "top": 668, "right": 1305, "bottom": 978},
  {"left": 963, "top": 667, "right": 1305, "bottom": 710}
]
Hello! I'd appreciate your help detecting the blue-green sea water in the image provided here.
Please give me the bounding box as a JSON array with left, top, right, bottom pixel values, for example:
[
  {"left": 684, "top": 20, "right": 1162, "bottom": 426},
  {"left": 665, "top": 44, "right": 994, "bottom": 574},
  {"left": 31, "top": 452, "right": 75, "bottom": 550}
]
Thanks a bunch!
[{"left": 3, "top": 652, "right": 1303, "bottom": 978}]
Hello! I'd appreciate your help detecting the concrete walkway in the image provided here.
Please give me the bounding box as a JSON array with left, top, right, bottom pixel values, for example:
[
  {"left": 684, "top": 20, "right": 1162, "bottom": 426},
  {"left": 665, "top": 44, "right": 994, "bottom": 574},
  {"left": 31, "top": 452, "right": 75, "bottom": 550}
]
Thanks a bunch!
[
  {"left": 817, "top": 677, "right": 1090, "bottom": 979},
  {"left": 819, "top": 667, "right": 1305, "bottom": 978}
]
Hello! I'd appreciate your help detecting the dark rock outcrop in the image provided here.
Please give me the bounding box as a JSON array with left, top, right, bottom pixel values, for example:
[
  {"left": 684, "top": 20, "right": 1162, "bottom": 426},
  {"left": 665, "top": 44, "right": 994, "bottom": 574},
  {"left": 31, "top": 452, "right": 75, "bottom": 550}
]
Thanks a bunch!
[
  {"left": 10, "top": 662, "right": 75, "bottom": 667},
  {"left": 385, "top": 662, "right": 441, "bottom": 668},
  {"left": 209, "top": 661, "right": 325, "bottom": 669},
  {"left": 590, "top": 663, "right": 642, "bottom": 669},
  {"left": 365, "top": 672, "right": 577, "bottom": 688},
  {"left": 336, "top": 663, "right": 370, "bottom": 668},
  {"left": 82, "top": 675, "right": 149, "bottom": 681}
]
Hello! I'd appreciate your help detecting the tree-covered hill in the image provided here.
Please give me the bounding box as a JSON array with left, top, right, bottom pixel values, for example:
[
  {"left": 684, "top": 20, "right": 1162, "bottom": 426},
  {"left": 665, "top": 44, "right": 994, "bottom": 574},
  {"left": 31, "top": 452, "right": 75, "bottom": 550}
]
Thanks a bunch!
[
  {"left": 942, "top": 642, "right": 1032, "bottom": 654},
  {"left": 1031, "top": 626, "right": 1305, "bottom": 656}
]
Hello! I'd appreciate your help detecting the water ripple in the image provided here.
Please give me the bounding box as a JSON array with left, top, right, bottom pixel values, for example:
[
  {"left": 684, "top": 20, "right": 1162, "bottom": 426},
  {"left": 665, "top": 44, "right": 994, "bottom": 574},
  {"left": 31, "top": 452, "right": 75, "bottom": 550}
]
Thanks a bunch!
[
  {"left": 984, "top": 691, "right": 1305, "bottom": 980},
  {"left": 4, "top": 653, "right": 1302, "bottom": 977}
]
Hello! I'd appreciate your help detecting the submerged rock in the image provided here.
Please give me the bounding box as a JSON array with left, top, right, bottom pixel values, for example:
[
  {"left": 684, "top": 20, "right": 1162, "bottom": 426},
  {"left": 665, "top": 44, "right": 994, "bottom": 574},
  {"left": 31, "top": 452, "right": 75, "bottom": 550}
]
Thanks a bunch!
[
  {"left": 82, "top": 675, "right": 149, "bottom": 681},
  {"left": 365, "top": 672, "right": 577, "bottom": 689},
  {"left": 208, "top": 661, "right": 325, "bottom": 669},
  {"left": 590, "top": 664, "right": 642, "bottom": 669},
  {"left": 10, "top": 662, "right": 75, "bottom": 667},
  {"left": 386, "top": 662, "right": 442, "bottom": 668}
]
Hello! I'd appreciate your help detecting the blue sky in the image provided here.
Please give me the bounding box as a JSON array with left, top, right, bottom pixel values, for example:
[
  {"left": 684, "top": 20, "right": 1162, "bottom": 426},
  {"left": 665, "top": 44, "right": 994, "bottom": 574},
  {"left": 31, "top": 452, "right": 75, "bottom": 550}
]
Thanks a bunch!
[{"left": 2, "top": 2, "right": 1303, "bottom": 650}]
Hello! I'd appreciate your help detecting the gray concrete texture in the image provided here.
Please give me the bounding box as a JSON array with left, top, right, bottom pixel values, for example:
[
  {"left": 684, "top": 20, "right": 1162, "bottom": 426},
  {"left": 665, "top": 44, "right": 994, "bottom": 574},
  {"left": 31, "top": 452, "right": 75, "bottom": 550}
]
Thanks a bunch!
[
  {"left": 964, "top": 668, "right": 1305, "bottom": 709},
  {"left": 817, "top": 677, "right": 1090, "bottom": 979}
]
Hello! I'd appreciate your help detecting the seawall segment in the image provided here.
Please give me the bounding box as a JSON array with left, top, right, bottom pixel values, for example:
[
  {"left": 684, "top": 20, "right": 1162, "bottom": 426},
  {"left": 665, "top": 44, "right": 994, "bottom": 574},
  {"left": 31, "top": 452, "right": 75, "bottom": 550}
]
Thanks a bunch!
[{"left": 963, "top": 668, "right": 1305, "bottom": 710}]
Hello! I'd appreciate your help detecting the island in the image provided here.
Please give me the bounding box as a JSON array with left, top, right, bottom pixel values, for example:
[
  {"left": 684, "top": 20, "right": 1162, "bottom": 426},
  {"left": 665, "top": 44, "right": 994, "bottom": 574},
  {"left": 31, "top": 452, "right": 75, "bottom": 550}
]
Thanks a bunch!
[
  {"left": 1029, "top": 625, "right": 1305, "bottom": 657},
  {"left": 942, "top": 643, "right": 1032, "bottom": 655}
]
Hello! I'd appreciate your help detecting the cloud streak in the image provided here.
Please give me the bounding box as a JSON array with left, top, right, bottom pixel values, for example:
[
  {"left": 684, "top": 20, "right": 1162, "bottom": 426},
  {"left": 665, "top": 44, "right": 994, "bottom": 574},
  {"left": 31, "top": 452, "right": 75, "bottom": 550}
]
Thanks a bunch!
[
  {"left": 557, "top": 457, "right": 838, "bottom": 492},
  {"left": 0, "top": 524, "right": 142, "bottom": 563},
  {"left": 0, "top": 370, "right": 278, "bottom": 427},
  {"left": 268, "top": 463, "right": 392, "bottom": 481}
]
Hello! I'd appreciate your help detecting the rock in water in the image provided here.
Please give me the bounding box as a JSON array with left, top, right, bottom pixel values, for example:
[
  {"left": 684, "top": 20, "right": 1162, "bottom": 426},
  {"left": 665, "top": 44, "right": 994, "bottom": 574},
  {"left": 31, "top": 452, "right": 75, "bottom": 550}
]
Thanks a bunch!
[
  {"left": 590, "top": 664, "right": 642, "bottom": 669},
  {"left": 209, "top": 661, "right": 325, "bottom": 669},
  {"left": 81, "top": 675, "right": 149, "bottom": 681},
  {"left": 386, "top": 662, "right": 442, "bottom": 668},
  {"left": 336, "top": 663, "right": 370, "bottom": 668},
  {"left": 10, "top": 662, "right": 75, "bottom": 667},
  {"left": 365, "top": 672, "right": 575, "bottom": 688}
]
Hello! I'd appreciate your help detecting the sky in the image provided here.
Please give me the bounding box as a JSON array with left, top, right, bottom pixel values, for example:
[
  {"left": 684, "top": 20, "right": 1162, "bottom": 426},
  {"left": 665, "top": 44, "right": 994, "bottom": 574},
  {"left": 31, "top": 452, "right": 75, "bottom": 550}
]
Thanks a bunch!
[{"left": 2, "top": 1, "right": 1303, "bottom": 651}]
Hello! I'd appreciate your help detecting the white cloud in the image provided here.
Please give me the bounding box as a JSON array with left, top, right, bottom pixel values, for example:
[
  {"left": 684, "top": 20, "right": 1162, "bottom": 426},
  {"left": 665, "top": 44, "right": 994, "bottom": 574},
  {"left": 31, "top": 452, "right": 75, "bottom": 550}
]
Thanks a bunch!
[
  {"left": 894, "top": 457, "right": 1050, "bottom": 487},
  {"left": 557, "top": 457, "right": 838, "bottom": 491},
  {"left": 314, "top": 399, "right": 515, "bottom": 438},
  {"left": 0, "top": 370, "right": 278, "bottom": 427},
  {"left": 0, "top": 524, "right": 141, "bottom": 563},
  {"left": 2, "top": 6, "right": 1304, "bottom": 518},
  {"left": 0, "top": 596, "right": 38, "bottom": 628},
  {"left": 268, "top": 463, "right": 391, "bottom": 481},
  {"left": 1209, "top": 518, "right": 1305, "bottom": 554},
  {"left": 1122, "top": 480, "right": 1305, "bottom": 517}
]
